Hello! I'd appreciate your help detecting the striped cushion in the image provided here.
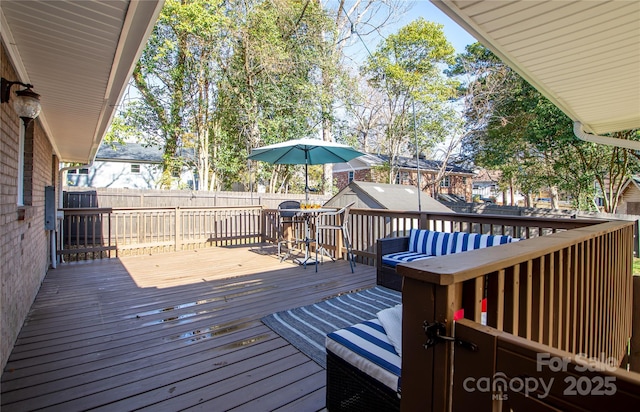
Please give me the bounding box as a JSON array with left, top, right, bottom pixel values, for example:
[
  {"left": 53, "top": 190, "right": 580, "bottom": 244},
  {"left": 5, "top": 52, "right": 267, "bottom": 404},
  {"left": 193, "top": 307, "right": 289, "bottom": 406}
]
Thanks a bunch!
[
  {"left": 326, "top": 318, "right": 401, "bottom": 393},
  {"left": 408, "top": 229, "right": 452, "bottom": 256},
  {"left": 450, "top": 232, "right": 513, "bottom": 253},
  {"left": 381, "top": 251, "right": 433, "bottom": 267}
]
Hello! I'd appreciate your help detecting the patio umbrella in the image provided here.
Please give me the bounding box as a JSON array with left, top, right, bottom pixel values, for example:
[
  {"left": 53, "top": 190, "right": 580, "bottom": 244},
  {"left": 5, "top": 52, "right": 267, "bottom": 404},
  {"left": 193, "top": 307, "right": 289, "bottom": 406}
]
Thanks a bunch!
[{"left": 248, "top": 138, "right": 365, "bottom": 201}]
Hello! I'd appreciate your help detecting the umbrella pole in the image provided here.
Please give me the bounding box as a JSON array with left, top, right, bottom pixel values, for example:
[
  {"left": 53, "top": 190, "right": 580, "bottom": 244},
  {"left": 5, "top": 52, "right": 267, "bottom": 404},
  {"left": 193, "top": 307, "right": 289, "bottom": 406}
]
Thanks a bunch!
[{"left": 305, "top": 162, "right": 309, "bottom": 203}]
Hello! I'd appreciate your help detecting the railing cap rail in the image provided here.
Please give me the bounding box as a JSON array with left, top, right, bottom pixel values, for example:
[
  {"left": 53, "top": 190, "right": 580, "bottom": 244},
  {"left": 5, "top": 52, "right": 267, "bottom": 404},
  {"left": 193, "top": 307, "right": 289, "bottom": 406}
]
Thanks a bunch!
[
  {"left": 61, "top": 206, "right": 264, "bottom": 212},
  {"left": 351, "top": 208, "right": 608, "bottom": 226},
  {"left": 60, "top": 207, "right": 113, "bottom": 213},
  {"left": 397, "top": 220, "right": 635, "bottom": 286}
]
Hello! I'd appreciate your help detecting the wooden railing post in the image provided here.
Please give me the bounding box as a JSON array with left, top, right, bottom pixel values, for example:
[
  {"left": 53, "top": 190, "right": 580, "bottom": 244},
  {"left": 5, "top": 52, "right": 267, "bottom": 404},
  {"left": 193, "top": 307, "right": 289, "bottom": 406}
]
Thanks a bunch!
[
  {"left": 260, "top": 209, "right": 266, "bottom": 243},
  {"left": 419, "top": 212, "right": 429, "bottom": 230},
  {"left": 174, "top": 207, "right": 181, "bottom": 252},
  {"left": 631, "top": 274, "right": 640, "bottom": 372},
  {"left": 107, "top": 210, "right": 112, "bottom": 258},
  {"left": 399, "top": 268, "right": 462, "bottom": 411}
]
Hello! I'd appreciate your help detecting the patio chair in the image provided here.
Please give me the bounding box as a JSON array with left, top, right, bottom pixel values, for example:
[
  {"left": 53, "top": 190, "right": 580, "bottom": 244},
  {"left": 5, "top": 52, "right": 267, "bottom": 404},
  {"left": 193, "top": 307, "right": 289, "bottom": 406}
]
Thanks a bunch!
[
  {"left": 315, "top": 201, "right": 356, "bottom": 273},
  {"left": 277, "top": 201, "right": 303, "bottom": 261}
]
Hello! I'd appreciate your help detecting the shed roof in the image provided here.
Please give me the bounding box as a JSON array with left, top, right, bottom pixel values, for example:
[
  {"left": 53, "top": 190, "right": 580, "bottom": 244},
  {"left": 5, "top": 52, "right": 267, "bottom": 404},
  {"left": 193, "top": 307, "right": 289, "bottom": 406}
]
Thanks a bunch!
[{"left": 324, "top": 181, "right": 454, "bottom": 213}]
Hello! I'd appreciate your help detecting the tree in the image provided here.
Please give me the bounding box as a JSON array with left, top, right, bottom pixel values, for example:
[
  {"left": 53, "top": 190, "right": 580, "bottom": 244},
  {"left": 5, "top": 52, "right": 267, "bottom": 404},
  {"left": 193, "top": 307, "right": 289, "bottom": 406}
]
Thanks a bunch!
[
  {"left": 217, "top": 0, "right": 333, "bottom": 193},
  {"left": 109, "top": 0, "right": 228, "bottom": 189},
  {"left": 111, "top": 0, "right": 336, "bottom": 193},
  {"left": 453, "top": 43, "right": 640, "bottom": 211},
  {"left": 360, "top": 18, "right": 461, "bottom": 185}
]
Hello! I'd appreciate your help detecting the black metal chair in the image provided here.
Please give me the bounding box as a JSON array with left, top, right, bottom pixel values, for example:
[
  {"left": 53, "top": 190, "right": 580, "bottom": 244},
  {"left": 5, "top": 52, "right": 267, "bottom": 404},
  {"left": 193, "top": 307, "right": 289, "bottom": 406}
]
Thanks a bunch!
[{"left": 277, "top": 201, "right": 302, "bottom": 261}]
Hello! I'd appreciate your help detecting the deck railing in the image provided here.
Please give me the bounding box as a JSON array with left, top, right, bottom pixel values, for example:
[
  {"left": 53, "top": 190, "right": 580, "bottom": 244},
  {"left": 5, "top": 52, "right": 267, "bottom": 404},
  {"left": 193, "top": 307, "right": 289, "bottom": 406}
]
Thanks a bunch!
[
  {"left": 263, "top": 208, "right": 606, "bottom": 263},
  {"left": 346, "top": 209, "right": 607, "bottom": 266},
  {"left": 59, "top": 206, "right": 263, "bottom": 260},
  {"left": 62, "top": 206, "right": 608, "bottom": 261},
  {"left": 398, "top": 220, "right": 635, "bottom": 411},
  {"left": 57, "top": 205, "right": 636, "bottom": 409}
]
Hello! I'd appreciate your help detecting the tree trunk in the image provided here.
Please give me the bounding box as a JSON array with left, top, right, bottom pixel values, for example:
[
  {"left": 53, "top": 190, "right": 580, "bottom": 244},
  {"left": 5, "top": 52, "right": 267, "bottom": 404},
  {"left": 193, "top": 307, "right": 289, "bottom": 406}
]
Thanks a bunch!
[{"left": 550, "top": 186, "right": 560, "bottom": 210}]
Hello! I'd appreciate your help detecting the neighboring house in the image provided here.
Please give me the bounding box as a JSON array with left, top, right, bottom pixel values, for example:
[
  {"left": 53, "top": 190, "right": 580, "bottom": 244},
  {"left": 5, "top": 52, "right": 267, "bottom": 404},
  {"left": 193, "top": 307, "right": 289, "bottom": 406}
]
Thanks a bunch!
[
  {"left": 333, "top": 153, "right": 474, "bottom": 202},
  {"left": 66, "top": 143, "right": 197, "bottom": 190},
  {"left": 0, "top": 0, "right": 161, "bottom": 371},
  {"left": 472, "top": 168, "right": 501, "bottom": 200},
  {"left": 473, "top": 168, "right": 530, "bottom": 206},
  {"left": 613, "top": 177, "right": 640, "bottom": 215}
]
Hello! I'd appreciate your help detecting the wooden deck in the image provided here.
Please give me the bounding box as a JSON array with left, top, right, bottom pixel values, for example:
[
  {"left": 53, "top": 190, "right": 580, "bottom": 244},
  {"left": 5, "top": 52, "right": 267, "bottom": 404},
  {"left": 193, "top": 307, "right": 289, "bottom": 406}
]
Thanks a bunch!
[{"left": 1, "top": 245, "right": 377, "bottom": 411}]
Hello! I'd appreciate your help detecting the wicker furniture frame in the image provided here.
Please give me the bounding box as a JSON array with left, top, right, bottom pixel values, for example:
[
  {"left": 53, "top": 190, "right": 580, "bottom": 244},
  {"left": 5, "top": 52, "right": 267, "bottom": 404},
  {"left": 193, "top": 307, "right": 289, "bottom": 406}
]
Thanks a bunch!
[
  {"left": 376, "top": 236, "right": 410, "bottom": 292},
  {"left": 326, "top": 350, "right": 400, "bottom": 411}
]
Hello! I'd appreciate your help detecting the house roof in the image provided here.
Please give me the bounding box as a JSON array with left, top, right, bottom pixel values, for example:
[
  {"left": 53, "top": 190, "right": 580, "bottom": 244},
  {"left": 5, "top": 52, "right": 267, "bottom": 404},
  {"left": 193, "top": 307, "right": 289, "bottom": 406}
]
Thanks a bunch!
[
  {"left": 324, "top": 181, "right": 454, "bottom": 213},
  {"left": 1, "top": 0, "right": 163, "bottom": 163},
  {"left": 619, "top": 176, "right": 640, "bottom": 195},
  {"left": 96, "top": 142, "right": 195, "bottom": 164},
  {"left": 473, "top": 169, "right": 502, "bottom": 183},
  {"left": 333, "top": 153, "right": 474, "bottom": 175},
  {"left": 390, "top": 155, "right": 474, "bottom": 175},
  {"left": 96, "top": 143, "right": 163, "bottom": 163},
  {"left": 431, "top": 0, "right": 640, "bottom": 142}
]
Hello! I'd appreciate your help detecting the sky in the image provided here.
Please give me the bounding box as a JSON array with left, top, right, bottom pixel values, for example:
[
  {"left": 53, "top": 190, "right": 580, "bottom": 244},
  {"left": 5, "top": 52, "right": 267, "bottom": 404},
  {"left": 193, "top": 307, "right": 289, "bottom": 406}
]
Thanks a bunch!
[
  {"left": 334, "top": 0, "right": 478, "bottom": 65},
  {"left": 401, "top": 0, "right": 477, "bottom": 53}
]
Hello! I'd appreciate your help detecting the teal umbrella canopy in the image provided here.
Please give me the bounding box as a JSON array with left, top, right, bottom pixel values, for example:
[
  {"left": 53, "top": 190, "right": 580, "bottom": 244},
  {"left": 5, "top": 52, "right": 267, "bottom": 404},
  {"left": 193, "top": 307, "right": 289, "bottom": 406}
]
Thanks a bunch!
[
  {"left": 248, "top": 138, "right": 365, "bottom": 201},
  {"left": 248, "top": 138, "right": 364, "bottom": 165}
]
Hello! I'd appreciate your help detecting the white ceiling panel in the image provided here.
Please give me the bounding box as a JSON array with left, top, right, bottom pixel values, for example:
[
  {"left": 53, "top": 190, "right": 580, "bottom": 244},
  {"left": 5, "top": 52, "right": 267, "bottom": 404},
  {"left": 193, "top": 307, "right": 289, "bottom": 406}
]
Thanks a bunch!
[
  {"left": 1, "top": 0, "right": 163, "bottom": 163},
  {"left": 432, "top": 0, "right": 640, "bottom": 141}
]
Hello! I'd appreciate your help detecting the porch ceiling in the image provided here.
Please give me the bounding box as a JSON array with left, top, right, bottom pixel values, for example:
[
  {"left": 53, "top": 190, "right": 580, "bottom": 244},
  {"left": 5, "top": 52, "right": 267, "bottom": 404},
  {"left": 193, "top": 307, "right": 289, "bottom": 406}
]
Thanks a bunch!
[
  {"left": 432, "top": 0, "right": 640, "bottom": 136},
  {"left": 0, "top": 0, "right": 163, "bottom": 163}
]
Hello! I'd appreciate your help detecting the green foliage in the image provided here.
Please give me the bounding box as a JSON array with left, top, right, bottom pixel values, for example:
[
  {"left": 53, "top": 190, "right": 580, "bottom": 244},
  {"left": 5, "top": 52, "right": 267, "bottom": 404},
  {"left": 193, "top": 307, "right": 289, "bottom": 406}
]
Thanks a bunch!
[
  {"left": 109, "top": 2, "right": 469, "bottom": 195},
  {"left": 360, "top": 18, "right": 461, "bottom": 181},
  {"left": 457, "top": 43, "right": 640, "bottom": 212}
]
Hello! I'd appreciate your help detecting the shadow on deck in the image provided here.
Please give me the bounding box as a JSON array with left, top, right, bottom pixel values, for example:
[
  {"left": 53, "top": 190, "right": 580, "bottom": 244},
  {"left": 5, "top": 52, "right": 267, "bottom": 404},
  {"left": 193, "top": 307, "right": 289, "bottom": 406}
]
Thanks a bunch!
[{"left": 1, "top": 245, "right": 376, "bottom": 411}]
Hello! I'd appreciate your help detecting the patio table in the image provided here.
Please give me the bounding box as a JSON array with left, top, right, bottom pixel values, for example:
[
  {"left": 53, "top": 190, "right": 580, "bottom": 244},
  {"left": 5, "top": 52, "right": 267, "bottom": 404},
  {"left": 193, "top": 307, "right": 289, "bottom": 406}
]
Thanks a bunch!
[{"left": 278, "top": 207, "right": 336, "bottom": 268}]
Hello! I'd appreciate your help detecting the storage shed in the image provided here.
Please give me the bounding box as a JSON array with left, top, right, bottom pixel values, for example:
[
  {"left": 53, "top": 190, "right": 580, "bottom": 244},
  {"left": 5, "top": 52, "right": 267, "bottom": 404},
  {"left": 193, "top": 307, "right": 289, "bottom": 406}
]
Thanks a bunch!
[{"left": 324, "top": 181, "right": 454, "bottom": 213}]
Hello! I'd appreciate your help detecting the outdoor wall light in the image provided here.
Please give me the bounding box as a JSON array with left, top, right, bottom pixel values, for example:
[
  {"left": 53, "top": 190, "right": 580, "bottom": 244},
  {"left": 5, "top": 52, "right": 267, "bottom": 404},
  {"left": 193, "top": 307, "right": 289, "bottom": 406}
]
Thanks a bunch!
[{"left": 1, "top": 77, "right": 41, "bottom": 122}]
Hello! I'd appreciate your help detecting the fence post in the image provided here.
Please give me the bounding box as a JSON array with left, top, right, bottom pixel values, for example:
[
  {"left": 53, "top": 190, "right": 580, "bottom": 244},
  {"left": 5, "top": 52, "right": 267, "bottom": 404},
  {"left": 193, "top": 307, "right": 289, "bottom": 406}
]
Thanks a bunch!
[{"left": 175, "top": 207, "right": 181, "bottom": 251}]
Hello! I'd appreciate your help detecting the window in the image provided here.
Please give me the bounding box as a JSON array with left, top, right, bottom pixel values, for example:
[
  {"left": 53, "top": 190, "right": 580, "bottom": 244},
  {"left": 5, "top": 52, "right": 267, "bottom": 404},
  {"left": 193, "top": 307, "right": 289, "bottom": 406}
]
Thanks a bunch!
[
  {"left": 395, "top": 171, "right": 410, "bottom": 184},
  {"left": 440, "top": 176, "right": 450, "bottom": 188},
  {"left": 131, "top": 164, "right": 141, "bottom": 174},
  {"left": 68, "top": 168, "right": 89, "bottom": 175},
  {"left": 348, "top": 171, "right": 354, "bottom": 183},
  {"left": 17, "top": 121, "right": 34, "bottom": 206},
  {"left": 17, "top": 124, "right": 25, "bottom": 205}
]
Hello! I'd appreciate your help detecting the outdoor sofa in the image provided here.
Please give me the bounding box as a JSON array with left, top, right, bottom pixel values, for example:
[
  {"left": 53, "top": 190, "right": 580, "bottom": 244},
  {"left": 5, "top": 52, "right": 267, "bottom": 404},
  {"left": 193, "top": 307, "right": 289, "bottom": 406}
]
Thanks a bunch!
[
  {"left": 325, "top": 229, "right": 515, "bottom": 410},
  {"left": 376, "top": 228, "right": 516, "bottom": 291}
]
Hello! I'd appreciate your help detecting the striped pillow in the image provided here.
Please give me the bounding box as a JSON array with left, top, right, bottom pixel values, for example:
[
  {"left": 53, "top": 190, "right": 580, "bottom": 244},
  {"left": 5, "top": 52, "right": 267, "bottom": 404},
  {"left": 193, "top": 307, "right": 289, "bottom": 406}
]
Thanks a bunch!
[
  {"left": 450, "top": 232, "right": 513, "bottom": 253},
  {"left": 408, "top": 229, "right": 452, "bottom": 256}
]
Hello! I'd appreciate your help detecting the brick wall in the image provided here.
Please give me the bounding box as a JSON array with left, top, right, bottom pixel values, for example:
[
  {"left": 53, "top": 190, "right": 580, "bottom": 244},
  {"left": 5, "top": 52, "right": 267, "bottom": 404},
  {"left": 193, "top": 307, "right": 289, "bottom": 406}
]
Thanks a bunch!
[
  {"left": 334, "top": 169, "right": 374, "bottom": 191},
  {"left": 1, "top": 43, "right": 54, "bottom": 370}
]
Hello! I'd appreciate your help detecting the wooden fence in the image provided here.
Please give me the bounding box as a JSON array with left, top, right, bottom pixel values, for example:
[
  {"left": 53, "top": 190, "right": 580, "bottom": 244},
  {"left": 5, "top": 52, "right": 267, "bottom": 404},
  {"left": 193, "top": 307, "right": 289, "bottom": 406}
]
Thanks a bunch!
[{"left": 63, "top": 187, "right": 330, "bottom": 209}]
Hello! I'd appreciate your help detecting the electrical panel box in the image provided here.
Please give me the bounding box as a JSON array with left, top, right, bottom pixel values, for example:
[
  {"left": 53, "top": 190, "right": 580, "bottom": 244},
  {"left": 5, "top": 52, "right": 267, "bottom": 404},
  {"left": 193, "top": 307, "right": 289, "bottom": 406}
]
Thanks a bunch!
[{"left": 45, "top": 186, "right": 55, "bottom": 230}]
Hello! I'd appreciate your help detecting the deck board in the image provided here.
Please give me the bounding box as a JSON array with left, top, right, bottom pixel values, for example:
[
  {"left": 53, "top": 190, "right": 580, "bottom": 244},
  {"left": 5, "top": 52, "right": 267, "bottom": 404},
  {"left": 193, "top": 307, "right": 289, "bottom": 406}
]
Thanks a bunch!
[{"left": 1, "top": 245, "right": 377, "bottom": 411}]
